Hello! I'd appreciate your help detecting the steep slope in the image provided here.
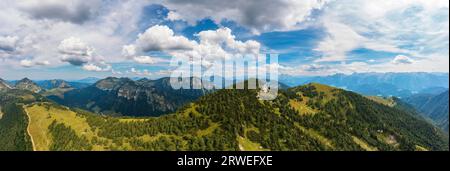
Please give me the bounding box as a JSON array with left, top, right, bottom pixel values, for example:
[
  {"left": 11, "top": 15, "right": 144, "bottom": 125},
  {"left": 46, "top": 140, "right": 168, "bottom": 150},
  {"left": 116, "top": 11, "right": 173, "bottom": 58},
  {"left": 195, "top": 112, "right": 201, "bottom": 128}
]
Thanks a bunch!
[
  {"left": 419, "top": 87, "right": 449, "bottom": 95},
  {"left": 405, "top": 91, "right": 449, "bottom": 132},
  {"left": 20, "top": 82, "right": 449, "bottom": 151},
  {"left": 0, "top": 78, "right": 12, "bottom": 91},
  {"left": 15, "top": 78, "right": 43, "bottom": 93},
  {"left": 49, "top": 77, "right": 212, "bottom": 117}
]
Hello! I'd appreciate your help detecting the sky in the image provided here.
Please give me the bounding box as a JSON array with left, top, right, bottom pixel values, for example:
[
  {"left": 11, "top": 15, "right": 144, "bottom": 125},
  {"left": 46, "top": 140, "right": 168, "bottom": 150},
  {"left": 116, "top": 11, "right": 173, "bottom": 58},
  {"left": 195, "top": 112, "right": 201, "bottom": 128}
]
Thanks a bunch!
[{"left": 0, "top": 0, "right": 448, "bottom": 80}]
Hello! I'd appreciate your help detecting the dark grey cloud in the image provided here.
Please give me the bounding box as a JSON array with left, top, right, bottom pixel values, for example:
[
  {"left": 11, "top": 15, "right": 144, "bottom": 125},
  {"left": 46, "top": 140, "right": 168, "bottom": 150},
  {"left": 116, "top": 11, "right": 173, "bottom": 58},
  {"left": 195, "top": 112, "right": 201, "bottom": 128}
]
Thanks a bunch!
[
  {"left": 303, "top": 64, "right": 330, "bottom": 72},
  {"left": 19, "top": 1, "right": 100, "bottom": 24},
  {"left": 61, "top": 56, "right": 89, "bottom": 66},
  {"left": 58, "top": 37, "right": 94, "bottom": 66},
  {"left": 0, "top": 36, "right": 20, "bottom": 58},
  {"left": 0, "top": 45, "right": 15, "bottom": 52},
  {"left": 161, "top": 0, "right": 329, "bottom": 33},
  {"left": 0, "top": 36, "right": 18, "bottom": 52}
]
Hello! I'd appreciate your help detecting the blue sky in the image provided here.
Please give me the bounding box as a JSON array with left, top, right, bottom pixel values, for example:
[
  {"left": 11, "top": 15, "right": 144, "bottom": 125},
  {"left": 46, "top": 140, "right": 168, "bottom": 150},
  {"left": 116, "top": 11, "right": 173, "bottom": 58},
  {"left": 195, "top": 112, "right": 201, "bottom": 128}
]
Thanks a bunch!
[{"left": 0, "top": 0, "right": 448, "bottom": 80}]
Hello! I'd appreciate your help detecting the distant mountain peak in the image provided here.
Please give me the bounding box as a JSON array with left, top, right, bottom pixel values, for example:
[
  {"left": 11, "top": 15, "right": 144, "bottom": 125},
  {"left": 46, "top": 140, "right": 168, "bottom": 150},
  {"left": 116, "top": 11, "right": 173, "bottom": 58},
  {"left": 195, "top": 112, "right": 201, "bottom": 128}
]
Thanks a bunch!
[
  {"left": 19, "top": 77, "right": 33, "bottom": 82},
  {"left": 15, "top": 78, "right": 43, "bottom": 93},
  {"left": 50, "top": 79, "right": 72, "bottom": 89}
]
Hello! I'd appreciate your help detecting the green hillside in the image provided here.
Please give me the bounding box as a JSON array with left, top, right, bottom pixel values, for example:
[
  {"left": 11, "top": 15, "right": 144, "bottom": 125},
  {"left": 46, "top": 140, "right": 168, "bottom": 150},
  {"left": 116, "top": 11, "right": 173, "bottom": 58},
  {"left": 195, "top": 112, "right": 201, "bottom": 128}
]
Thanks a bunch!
[
  {"left": 1, "top": 83, "right": 448, "bottom": 151},
  {"left": 0, "top": 90, "right": 40, "bottom": 151},
  {"left": 405, "top": 91, "right": 449, "bottom": 132}
]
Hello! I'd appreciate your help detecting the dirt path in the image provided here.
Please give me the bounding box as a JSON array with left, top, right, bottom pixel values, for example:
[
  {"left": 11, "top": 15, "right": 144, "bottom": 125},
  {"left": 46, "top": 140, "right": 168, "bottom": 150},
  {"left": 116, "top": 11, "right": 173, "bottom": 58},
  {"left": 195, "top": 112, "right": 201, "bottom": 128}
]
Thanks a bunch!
[
  {"left": 24, "top": 107, "right": 37, "bottom": 151},
  {"left": 0, "top": 107, "right": 3, "bottom": 120}
]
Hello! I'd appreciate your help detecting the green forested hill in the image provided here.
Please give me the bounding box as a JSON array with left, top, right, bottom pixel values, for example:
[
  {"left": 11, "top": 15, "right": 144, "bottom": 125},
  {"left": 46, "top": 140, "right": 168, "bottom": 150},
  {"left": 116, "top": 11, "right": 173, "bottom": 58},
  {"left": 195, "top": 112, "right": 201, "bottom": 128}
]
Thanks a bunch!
[
  {"left": 405, "top": 91, "right": 449, "bottom": 132},
  {"left": 1, "top": 83, "right": 448, "bottom": 151}
]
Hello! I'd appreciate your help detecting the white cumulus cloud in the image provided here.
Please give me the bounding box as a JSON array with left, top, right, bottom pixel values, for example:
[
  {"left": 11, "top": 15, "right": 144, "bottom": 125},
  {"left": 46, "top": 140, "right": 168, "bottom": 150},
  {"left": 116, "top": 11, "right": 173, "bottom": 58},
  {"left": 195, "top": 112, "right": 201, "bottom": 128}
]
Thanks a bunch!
[
  {"left": 136, "top": 25, "right": 195, "bottom": 52},
  {"left": 133, "top": 56, "right": 168, "bottom": 64},
  {"left": 314, "top": 0, "right": 449, "bottom": 64},
  {"left": 19, "top": 59, "right": 33, "bottom": 68},
  {"left": 19, "top": 59, "right": 51, "bottom": 68},
  {"left": 392, "top": 55, "right": 414, "bottom": 65},
  {"left": 196, "top": 27, "right": 261, "bottom": 55},
  {"left": 58, "top": 37, "right": 95, "bottom": 66},
  {"left": 82, "top": 63, "right": 112, "bottom": 72},
  {"left": 125, "top": 25, "right": 261, "bottom": 65}
]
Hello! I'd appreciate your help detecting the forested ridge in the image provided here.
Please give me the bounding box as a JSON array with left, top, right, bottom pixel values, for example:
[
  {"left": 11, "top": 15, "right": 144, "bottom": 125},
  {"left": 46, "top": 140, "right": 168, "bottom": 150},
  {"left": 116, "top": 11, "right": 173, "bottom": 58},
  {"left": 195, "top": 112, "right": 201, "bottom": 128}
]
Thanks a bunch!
[
  {"left": 0, "top": 90, "right": 41, "bottom": 151},
  {"left": 0, "top": 83, "right": 448, "bottom": 151}
]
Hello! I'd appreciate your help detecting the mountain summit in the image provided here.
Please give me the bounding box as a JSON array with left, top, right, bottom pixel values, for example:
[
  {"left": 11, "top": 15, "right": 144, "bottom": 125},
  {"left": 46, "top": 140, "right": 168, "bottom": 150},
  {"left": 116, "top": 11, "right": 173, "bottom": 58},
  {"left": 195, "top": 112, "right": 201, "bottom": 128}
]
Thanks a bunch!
[{"left": 14, "top": 78, "right": 43, "bottom": 93}]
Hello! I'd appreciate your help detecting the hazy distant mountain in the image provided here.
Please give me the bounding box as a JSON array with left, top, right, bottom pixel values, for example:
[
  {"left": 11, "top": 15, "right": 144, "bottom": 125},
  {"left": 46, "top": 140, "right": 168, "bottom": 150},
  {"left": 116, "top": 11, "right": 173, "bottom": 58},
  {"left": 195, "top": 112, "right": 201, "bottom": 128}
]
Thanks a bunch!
[
  {"left": 49, "top": 77, "right": 212, "bottom": 117},
  {"left": 72, "top": 77, "right": 101, "bottom": 84},
  {"left": 35, "top": 80, "right": 90, "bottom": 89},
  {"left": 405, "top": 90, "right": 449, "bottom": 132},
  {"left": 14, "top": 78, "right": 43, "bottom": 93},
  {"left": 418, "top": 87, "right": 449, "bottom": 95},
  {"left": 280, "top": 72, "right": 449, "bottom": 97},
  {"left": 278, "top": 75, "right": 313, "bottom": 87}
]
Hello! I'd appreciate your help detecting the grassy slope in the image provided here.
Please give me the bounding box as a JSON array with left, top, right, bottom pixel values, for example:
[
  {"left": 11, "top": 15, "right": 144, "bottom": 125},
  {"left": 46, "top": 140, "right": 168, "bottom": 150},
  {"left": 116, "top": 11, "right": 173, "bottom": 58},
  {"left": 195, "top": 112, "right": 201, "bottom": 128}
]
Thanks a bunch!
[
  {"left": 26, "top": 103, "right": 150, "bottom": 151},
  {"left": 24, "top": 102, "right": 219, "bottom": 151},
  {"left": 26, "top": 103, "right": 94, "bottom": 151},
  {"left": 0, "top": 106, "right": 3, "bottom": 120},
  {"left": 366, "top": 96, "right": 396, "bottom": 107},
  {"left": 5, "top": 83, "right": 449, "bottom": 151}
]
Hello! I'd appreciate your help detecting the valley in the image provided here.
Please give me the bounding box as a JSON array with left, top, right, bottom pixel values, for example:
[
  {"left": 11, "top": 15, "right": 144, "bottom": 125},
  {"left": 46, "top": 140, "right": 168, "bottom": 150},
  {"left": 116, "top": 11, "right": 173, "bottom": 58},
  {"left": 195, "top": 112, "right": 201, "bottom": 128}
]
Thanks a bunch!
[
  {"left": 405, "top": 90, "right": 449, "bottom": 132},
  {"left": 0, "top": 77, "right": 448, "bottom": 151},
  {"left": 47, "top": 77, "right": 211, "bottom": 117}
]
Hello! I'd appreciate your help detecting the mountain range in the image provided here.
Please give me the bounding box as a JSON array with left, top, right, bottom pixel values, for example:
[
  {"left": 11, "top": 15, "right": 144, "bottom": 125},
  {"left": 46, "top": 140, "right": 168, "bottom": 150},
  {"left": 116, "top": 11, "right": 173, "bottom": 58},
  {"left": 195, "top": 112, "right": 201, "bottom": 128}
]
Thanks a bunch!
[
  {"left": 1, "top": 73, "right": 449, "bottom": 151},
  {"left": 280, "top": 72, "right": 449, "bottom": 98},
  {"left": 14, "top": 78, "right": 44, "bottom": 93},
  {"left": 47, "top": 77, "right": 212, "bottom": 117},
  {"left": 35, "top": 80, "right": 91, "bottom": 89}
]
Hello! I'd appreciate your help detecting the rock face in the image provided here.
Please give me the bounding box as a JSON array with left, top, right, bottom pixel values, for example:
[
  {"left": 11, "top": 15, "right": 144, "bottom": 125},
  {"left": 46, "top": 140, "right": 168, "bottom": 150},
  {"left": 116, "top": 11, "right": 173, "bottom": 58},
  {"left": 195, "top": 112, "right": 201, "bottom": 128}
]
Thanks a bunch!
[
  {"left": 49, "top": 77, "right": 213, "bottom": 117},
  {"left": 14, "top": 78, "right": 43, "bottom": 93},
  {"left": 0, "top": 78, "right": 12, "bottom": 91}
]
